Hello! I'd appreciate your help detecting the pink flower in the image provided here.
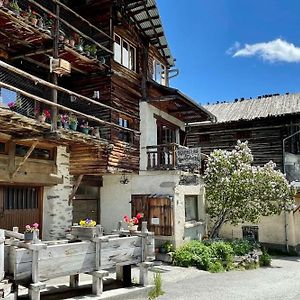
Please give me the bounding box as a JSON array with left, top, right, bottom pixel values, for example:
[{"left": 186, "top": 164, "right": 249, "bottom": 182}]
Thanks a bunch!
[
  {"left": 136, "top": 213, "right": 142, "bottom": 219},
  {"left": 32, "top": 223, "right": 39, "bottom": 229},
  {"left": 25, "top": 225, "right": 31, "bottom": 230}
]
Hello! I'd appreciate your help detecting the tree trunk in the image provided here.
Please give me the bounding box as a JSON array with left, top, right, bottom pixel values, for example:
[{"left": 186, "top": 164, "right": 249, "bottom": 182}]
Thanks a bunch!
[{"left": 210, "top": 213, "right": 227, "bottom": 238}]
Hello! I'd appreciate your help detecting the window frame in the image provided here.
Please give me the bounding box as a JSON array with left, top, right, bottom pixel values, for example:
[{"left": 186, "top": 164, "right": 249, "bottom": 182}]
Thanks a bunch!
[
  {"left": 184, "top": 195, "right": 199, "bottom": 222},
  {"left": 118, "top": 115, "right": 134, "bottom": 144},
  {"left": 113, "top": 33, "right": 137, "bottom": 72},
  {"left": 152, "top": 59, "right": 167, "bottom": 85}
]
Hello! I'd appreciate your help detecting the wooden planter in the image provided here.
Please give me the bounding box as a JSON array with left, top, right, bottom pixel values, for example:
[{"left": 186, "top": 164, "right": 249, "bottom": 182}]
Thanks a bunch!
[{"left": 70, "top": 226, "right": 97, "bottom": 240}]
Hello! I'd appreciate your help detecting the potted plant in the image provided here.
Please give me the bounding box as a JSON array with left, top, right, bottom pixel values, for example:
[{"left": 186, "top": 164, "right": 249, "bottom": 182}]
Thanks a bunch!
[
  {"left": 84, "top": 44, "right": 91, "bottom": 57},
  {"left": 29, "top": 9, "right": 38, "bottom": 26},
  {"left": 36, "top": 109, "right": 51, "bottom": 123},
  {"left": 9, "top": 0, "right": 20, "bottom": 16},
  {"left": 75, "top": 36, "right": 84, "bottom": 52},
  {"left": 68, "top": 114, "right": 78, "bottom": 130},
  {"left": 123, "top": 213, "right": 142, "bottom": 233},
  {"left": 80, "top": 121, "right": 90, "bottom": 134},
  {"left": 24, "top": 223, "right": 39, "bottom": 243},
  {"left": 71, "top": 218, "right": 97, "bottom": 240},
  {"left": 57, "top": 114, "right": 63, "bottom": 128},
  {"left": 90, "top": 44, "right": 97, "bottom": 59}
]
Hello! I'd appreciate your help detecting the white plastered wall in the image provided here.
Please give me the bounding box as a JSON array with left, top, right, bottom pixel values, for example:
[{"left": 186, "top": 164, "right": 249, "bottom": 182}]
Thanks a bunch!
[
  {"left": 139, "top": 102, "right": 185, "bottom": 171},
  {"left": 101, "top": 171, "right": 205, "bottom": 248}
]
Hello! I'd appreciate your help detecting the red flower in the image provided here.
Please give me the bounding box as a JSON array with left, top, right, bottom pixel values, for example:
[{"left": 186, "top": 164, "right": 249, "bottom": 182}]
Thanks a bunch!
[
  {"left": 136, "top": 213, "right": 142, "bottom": 219},
  {"left": 133, "top": 217, "right": 138, "bottom": 224},
  {"left": 123, "top": 215, "right": 129, "bottom": 223}
]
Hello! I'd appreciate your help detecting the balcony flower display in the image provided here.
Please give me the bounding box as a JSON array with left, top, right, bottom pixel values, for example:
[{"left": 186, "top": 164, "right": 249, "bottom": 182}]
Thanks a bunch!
[
  {"left": 24, "top": 223, "right": 39, "bottom": 242},
  {"left": 80, "top": 121, "right": 90, "bottom": 134},
  {"left": 36, "top": 109, "right": 51, "bottom": 123},
  {"left": 123, "top": 213, "right": 142, "bottom": 232},
  {"left": 71, "top": 218, "right": 97, "bottom": 240},
  {"left": 79, "top": 218, "right": 96, "bottom": 227}
]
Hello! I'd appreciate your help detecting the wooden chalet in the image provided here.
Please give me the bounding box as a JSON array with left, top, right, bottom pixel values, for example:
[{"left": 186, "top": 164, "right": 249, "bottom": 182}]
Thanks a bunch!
[
  {"left": 0, "top": 0, "right": 215, "bottom": 248},
  {"left": 187, "top": 94, "right": 300, "bottom": 178}
]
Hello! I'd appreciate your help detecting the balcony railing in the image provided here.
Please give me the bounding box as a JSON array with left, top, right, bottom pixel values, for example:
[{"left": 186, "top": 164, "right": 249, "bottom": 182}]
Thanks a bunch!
[
  {"left": 0, "top": 60, "right": 139, "bottom": 145},
  {"left": 146, "top": 143, "right": 182, "bottom": 170},
  {"left": 146, "top": 143, "right": 205, "bottom": 172}
]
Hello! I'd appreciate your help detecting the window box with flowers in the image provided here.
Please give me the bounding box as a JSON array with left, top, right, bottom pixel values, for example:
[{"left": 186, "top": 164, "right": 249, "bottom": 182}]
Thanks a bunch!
[
  {"left": 123, "top": 213, "right": 142, "bottom": 233},
  {"left": 71, "top": 218, "right": 97, "bottom": 240},
  {"left": 24, "top": 223, "right": 39, "bottom": 243},
  {"left": 36, "top": 109, "right": 51, "bottom": 123},
  {"left": 69, "top": 114, "right": 78, "bottom": 131},
  {"left": 80, "top": 121, "right": 91, "bottom": 134}
]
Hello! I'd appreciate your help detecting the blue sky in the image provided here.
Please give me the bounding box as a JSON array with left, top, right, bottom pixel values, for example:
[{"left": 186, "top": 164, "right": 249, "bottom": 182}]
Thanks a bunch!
[{"left": 157, "top": 0, "right": 300, "bottom": 104}]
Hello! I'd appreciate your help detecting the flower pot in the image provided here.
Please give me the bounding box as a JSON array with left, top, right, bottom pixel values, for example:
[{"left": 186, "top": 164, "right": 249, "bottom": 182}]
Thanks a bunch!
[
  {"left": 71, "top": 226, "right": 97, "bottom": 240},
  {"left": 128, "top": 225, "right": 138, "bottom": 233},
  {"left": 24, "top": 232, "right": 33, "bottom": 243},
  {"left": 57, "top": 121, "right": 62, "bottom": 129},
  {"left": 69, "top": 122, "right": 77, "bottom": 131},
  {"left": 63, "top": 122, "right": 69, "bottom": 130},
  {"left": 31, "top": 18, "right": 38, "bottom": 26},
  {"left": 76, "top": 44, "right": 83, "bottom": 52},
  {"left": 70, "top": 39, "right": 75, "bottom": 48},
  {"left": 38, "top": 114, "right": 46, "bottom": 123},
  {"left": 81, "top": 127, "right": 89, "bottom": 134}
]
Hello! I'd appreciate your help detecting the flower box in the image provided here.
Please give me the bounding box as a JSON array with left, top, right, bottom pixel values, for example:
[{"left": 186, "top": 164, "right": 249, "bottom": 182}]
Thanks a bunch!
[{"left": 70, "top": 226, "right": 97, "bottom": 240}]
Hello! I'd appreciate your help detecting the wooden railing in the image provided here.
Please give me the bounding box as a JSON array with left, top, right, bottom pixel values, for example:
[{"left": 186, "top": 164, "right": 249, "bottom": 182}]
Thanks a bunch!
[{"left": 146, "top": 143, "right": 183, "bottom": 170}]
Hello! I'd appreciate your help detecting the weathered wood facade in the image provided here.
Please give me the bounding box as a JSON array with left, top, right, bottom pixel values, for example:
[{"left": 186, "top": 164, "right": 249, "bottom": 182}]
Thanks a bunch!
[{"left": 187, "top": 96, "right": 300, "bottom": 175}]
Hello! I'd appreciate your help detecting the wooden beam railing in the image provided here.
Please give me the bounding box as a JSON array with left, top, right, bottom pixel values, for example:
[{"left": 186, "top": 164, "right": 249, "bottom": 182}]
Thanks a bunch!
[{"left": 146, "top": 143, "right": 180, "bottom": 170}]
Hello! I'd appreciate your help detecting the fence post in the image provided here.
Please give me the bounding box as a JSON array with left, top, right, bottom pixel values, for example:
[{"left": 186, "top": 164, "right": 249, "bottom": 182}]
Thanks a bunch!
[{"left": 0, "top": 230, "right": 4, "bottom": 281}]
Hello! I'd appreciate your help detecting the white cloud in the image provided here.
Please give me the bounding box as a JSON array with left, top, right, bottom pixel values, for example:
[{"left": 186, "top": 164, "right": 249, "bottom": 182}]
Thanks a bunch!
[{"left": 229, "top": 38, "right": 300, "bottom": 63}]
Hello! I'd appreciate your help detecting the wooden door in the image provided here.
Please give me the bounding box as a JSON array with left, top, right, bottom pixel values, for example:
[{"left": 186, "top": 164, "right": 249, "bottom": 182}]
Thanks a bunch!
[
  {"left": 131, "top": 195, "right": 173, "bottom": 236},
  {"left": 0, "top": 186, "right": 42, "bottom": 232}
]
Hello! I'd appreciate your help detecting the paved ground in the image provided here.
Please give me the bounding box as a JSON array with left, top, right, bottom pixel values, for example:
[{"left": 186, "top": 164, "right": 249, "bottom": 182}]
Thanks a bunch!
[
  {"left": 18, "top": 257, "right": 300, "bottom": 299},
  {"left": 148, "top": 257, "right": 300, "bottom": 300}
]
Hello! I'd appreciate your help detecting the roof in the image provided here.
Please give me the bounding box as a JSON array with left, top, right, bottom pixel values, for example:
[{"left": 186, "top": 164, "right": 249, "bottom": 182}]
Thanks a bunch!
[
  {"left": 125, "top": 0, "right": 175, "bottom": 67},
  {"left": 148, "top": 80, "right": 216, "bottom": 123},
  {"left": 203, "top": 93, "right": 300, "bottom": 124}
]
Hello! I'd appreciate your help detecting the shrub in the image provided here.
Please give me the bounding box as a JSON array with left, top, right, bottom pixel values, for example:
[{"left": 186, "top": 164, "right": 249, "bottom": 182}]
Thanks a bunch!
[
  {"left": 208, "top": 260, "right": 224, "bottom": 273},
  {"left": 210, "top": 241, "right": 234, "bottom": 263},
  {"left": 259, "top": 252, "right": 271, "bottom": 267},
  {"left": 230, "top": 239, "right": 254, "bottom": 256},
  {"left": 173, "top": 241, "right": 212, "bottom": 271}
]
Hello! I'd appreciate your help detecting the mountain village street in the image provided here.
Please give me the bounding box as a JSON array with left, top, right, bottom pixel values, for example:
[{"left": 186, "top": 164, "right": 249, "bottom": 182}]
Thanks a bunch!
[{"left": 128, "top": 257, "right": 300, "bottom": 300}]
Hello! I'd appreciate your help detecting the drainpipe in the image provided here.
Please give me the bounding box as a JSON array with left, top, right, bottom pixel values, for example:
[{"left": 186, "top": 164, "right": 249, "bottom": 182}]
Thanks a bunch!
[{"left": 282, "top": 129, "right": 300, "bottom": 252}]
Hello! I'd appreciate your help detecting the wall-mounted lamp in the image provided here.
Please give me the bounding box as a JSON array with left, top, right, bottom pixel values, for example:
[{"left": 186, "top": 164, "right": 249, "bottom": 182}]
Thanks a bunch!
[{"left": 120, "top": 173, "right": 129, "bottom": 185}]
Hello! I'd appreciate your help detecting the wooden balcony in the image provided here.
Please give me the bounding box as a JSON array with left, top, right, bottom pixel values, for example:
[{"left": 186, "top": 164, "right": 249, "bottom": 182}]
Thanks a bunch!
[
  {"left": 146, "top": 143, "right": 204, "bottom": 172},
  {"left": 146, "top": 143, "right": 182, "bottom": 171}
]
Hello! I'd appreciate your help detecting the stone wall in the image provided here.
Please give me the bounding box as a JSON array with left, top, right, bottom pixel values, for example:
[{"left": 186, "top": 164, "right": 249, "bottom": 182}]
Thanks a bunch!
[{"left": 42, "top": 146, "right": 73, "bottom": 240}]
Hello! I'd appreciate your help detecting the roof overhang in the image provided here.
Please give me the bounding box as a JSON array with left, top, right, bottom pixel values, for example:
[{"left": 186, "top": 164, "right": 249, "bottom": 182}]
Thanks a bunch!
[
  {"left": 124, "top": 0, "right": 175, "bottom": 67},
  {"left": 147, "top": 80, "right": 216, "bottom": 124}
]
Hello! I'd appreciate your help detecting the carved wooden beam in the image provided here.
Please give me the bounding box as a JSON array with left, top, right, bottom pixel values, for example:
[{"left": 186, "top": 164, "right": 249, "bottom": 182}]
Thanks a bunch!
[
  {"left": 68, "top": 175, "right": 84, "bottom": 205},
  {"left": 10, "top": 140, "right": 39, "bottom": 181}
]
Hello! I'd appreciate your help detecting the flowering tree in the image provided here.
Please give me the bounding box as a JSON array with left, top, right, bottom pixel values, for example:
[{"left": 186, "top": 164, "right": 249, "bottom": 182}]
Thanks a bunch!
[{"left": 204, "top": 141, "right": 295, "bottom": 238}]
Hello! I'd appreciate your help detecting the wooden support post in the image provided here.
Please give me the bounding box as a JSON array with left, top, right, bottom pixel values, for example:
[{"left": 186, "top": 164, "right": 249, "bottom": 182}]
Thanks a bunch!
[
  {"left": 116, "top": 264, "right": 132, "bottom": 287},
  {"left": 69, "top": 274, "right": 79, "bottom": 288},
  {"left": 28, "top": 282, "right": 46, "bottom": 300},
  {"left": 68, "top": 175, "right": 83, "bottom": 205},
  {"left": 139, "top": 262, "right": 153, "bottom": 286},
  {"left": 90, "top": 270, "right": 108, "bottom": 296},
  {"left": 0, "top": 230, "right": 4, "bottom": 281},
  {"left": 10, "top": 141, "right": 38, "bottom": 180}
]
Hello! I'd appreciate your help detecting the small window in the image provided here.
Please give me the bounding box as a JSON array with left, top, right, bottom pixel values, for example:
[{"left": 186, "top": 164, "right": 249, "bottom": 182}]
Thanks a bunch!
[
  {"left": 114, "top": 34, "right": 136, "bottom": 71},
  {"left": 0, "top": 142, "right": 6, "bottom": 154},
  {"left": 236, "top": 131, "right": 252, "bottom": 140},
  {"left": 242, "top": 226, "right": 259, "bottom": 242},
  {"left": 15, "top": 144, "right": 53, "bottom": 160},
  {"left": 153, "top": 59, "right": 167, "bottom": 85},
  {"left": 118, "top": 116, "right": 133, "bottom": 143},
  {"left": 4, "top": 186, "right": 38, "bottom": 210},
  {"left": 185, "top": 195, "right": 198, "bottom": 222}
]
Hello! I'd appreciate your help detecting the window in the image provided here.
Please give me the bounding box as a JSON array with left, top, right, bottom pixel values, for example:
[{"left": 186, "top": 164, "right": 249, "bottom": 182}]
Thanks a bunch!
[
  {"left": 4, "top": 186, "right": 38, "bottom": 210},
  {"left": 0, "top": 142, "right": 6, "bottom": 154},
  {"left": 15, "top": 144, "right": 54, "bottom": 160},
  {"left": 118, "top": 116, "right": 133, "bottom": 143},
  {"left": 114, "top": 34, "right": 136, "bottom": 71},
  {"left": 0, "top": 88, "right": 17, "bottom": 107},
  {"left": 153, "top": 59, "right": 167, "bottom": 85},
  {"left": 242, "top": 226, "right": 259, "bottom": 242},
  {"left": 156, "top": 118, "right": 178, "bottom": 145},
  {"left": 185, "top": 195, "right": 198, "bottom": 221}
]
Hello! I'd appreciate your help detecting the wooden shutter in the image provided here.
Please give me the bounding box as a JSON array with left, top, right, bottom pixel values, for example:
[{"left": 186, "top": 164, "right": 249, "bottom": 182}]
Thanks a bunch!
[{"left": 131, "top": 195, "right": 173, "bottom": 236}]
